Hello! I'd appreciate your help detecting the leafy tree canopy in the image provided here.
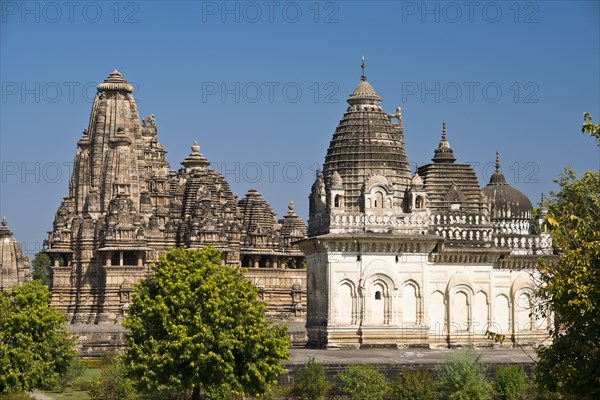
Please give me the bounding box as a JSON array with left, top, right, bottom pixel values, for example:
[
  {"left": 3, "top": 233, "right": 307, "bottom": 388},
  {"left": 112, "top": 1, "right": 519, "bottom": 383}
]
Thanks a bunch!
[
  {"left": 122, "top": 247, "right": 289, "bottom": 399},
  {"left": 0, "top": 281, "right": 77, "bottom": 394},
  {"left": 535, "top": 113, "right": 600, "bottom": 397},
  {"left": 32, "top": 252, "right": 51, "bottom": 286}
]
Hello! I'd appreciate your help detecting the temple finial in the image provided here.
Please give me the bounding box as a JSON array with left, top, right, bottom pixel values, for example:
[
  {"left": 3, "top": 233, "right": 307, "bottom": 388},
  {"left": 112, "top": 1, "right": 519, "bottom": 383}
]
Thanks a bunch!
[
  {"left": 442, "top": 121, "right": 447, "bottom": 140},
  {"left": 1, "top": 217, "right": 6, "bottom": 227},
  {"left": 495, "top": 150, "right": 501, "bottom": 173},
  {"left": 361, "top": 56, "right": 366, "bottom": 81},
  {"left": 191, "top": 141, "right": 200, "bottom": 154}
]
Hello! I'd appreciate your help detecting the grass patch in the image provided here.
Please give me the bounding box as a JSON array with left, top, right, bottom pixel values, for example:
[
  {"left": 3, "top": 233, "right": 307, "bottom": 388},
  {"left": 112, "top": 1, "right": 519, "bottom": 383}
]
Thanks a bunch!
[{"left": 39, "top": 368, "right": 101, "bottom": 400}]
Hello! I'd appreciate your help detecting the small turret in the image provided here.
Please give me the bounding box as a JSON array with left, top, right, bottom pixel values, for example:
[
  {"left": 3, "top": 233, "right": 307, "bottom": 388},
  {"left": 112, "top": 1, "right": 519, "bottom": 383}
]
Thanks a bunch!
[
  {"left": 432, "top": 121, "right": 456, "bottom": 163},
  {"left": 0, "top": 218, "right": 32, "bottom": 291}
]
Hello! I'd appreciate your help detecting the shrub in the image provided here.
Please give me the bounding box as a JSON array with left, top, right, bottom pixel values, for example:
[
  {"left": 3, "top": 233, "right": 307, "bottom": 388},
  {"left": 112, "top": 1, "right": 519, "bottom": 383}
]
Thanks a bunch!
[
  {"left": 337, "top": 364, "right": 389, "bottom": 400},
  {"left": 494, "top": 365, "right": 525, "bottom": 400},
  {"left": 86, "top": 355, "right": 138, "bottom": 400},
  {"left": 85, "top": 379, "right": 102, "bottom": 400},
  {"left": 391, "top": 369, "right": 438, "bottom": 400},
  {"left": 58, "top": 357, "right": 85, "bottom": 392},
  {"left": 292, "top": 358, "right": 331, "bottom": 400},
  {"left": 437, "top": 347, "right": 492, "bottom": 400}
]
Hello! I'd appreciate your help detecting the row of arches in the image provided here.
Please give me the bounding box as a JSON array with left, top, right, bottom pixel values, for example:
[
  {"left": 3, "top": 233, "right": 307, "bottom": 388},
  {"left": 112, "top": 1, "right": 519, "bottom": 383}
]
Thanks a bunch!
[
  {"left": 334, "top": 279, "right": 422, "bottom": 326},
  {"left": 333, "top": 279, "right": 546, "bottom": 337},
  {"left": 435, "top": 286, "right": 545, "bottom": 337}
]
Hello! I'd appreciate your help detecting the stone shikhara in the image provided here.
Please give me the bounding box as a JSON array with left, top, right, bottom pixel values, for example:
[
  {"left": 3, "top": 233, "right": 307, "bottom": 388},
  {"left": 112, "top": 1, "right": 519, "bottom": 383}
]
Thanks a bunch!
[
  {"left": 2, "top": 67, "right": 555, "bottom": 352},
  {"left": 44, "top": 71, "right": 307, "bottom": 349}
]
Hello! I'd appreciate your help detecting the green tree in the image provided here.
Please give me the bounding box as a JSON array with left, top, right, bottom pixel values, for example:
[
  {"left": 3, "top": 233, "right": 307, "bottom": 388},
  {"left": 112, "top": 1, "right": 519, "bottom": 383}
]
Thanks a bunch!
[
  {"left": 292, "top": 357, "right": 331, "bottom": 400},
  {"left": 31, "top": 252, "right": 51, "bottom": 286},
  {"left": 534, "top": 113, "right": 600, "bottom": 397},
  {"left": 534, "top": 117, "right": 600, "bottom": 397},
  {"left": 582, "top": 112, "right": 600, "bottom": 145},
  {"left": 122, "top": 247, "right": 289, "bottom": 400},
  {"left": 437, "top": 347, "right": 491, "bottom": 400},
  {"left": 337, "top": 364, "right": 389, "bottom": 400},
  {"left": 0, "top": 281, "right": 77, "bottom": 394}
]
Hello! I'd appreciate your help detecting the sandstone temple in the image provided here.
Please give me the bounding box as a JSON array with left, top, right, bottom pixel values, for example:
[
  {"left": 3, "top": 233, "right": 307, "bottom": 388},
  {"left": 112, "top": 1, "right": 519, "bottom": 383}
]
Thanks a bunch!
[{"left": 0, "top": 66, "right": 556, "bottom": 353}]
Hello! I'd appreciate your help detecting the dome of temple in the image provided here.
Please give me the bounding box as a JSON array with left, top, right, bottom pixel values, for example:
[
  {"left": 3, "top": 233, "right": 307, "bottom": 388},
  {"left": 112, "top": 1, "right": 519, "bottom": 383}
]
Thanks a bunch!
[
  {"left": 482, "top": 152, "right": 533, "bottom": 220},
  {"left": 347, "top": 81, "right": 382, "bottom": 105}
]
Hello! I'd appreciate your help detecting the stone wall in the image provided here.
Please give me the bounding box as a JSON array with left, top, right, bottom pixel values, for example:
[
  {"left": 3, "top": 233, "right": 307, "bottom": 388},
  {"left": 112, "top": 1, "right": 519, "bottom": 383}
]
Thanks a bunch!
[{"left": 278, "top": 348, "right": 537, "bottom": 386}]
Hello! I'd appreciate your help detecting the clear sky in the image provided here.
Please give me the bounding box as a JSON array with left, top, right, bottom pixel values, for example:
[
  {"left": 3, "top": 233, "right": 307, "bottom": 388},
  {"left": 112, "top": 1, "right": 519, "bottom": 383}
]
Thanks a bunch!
[{"left": 1, "top": 0, "right": 599, "bottom": 258}]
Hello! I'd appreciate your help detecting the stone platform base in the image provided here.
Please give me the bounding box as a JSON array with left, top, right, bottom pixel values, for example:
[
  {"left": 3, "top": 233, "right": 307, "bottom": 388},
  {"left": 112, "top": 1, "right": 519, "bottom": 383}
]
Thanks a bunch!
[
  {"left": 70, "top": 322, "right": 308, "bottom": 359},
  {"left": 279, "top": 347, "right": 538, "bottom": 385}
]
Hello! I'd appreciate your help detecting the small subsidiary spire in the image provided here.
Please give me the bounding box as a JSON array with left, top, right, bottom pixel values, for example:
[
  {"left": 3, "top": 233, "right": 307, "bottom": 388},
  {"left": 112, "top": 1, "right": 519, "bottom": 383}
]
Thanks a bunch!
[
  {"left": 432, "top": 121, "right": 456, "bottom": 163},
  {"left": 361, "top": 56, "right": 366, "bottom": 81},
  {"left": 488, "top": 150, "right": 507, "bottom": 185}
]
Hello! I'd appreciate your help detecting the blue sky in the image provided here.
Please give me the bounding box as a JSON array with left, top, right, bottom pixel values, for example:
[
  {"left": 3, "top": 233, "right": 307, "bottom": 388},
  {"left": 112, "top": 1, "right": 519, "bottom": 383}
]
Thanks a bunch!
[{"left": 1, "top": 0, "right": 599, "bottom": 257}]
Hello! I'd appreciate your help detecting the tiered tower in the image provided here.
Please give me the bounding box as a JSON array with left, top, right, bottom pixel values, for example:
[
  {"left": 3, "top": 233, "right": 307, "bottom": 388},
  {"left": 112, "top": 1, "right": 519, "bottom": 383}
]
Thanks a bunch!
[
  {"left": 46, "top": 71, "right": 308, "bottom": 351},
  {"left": 47, "top": 71, "right": 172, "bottom": 324}
]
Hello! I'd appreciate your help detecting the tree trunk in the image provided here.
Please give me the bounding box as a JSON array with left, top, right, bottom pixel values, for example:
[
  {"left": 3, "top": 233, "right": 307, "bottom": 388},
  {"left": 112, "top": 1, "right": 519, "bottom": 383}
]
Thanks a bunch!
[{"left": 192, "top": 386, "right": 201, "bottom": 400}]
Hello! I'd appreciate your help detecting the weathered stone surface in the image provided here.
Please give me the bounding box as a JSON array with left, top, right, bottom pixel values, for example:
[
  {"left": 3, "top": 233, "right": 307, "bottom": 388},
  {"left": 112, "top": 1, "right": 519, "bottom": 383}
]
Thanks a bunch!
[{"left": 46, "top": 71, "right": 308, "bottom": 347}]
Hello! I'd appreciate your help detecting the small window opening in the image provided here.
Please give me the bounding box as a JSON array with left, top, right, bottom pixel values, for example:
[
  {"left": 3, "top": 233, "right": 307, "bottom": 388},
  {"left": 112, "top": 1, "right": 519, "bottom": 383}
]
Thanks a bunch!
[
  {"left": 334, "top": 195, "right": 342, "bottom": 208},
  {"left": 415, "top": 196, "right": 423, "bottom": 209},
  {"left": 375, "top": 291, "right": 382, "bottom": 300}
]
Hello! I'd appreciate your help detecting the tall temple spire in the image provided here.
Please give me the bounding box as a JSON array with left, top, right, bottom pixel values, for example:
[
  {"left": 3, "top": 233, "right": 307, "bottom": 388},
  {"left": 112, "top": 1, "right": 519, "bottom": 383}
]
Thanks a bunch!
[
  {"left": 315, "top": 61, "right": 411, "bottom": 226},
  {"left": 432, "top": 121, "right": 456, "bottom": 163},
  {"left": 361, "top": 56, "right": 366, "bottom": 81}
]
